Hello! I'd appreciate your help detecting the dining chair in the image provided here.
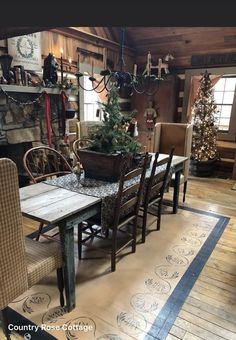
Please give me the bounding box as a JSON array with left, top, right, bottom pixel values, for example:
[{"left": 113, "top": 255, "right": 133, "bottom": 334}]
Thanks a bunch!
[
  {"left": 23, "top": 146, "right": 73, "bottom": 241},
  {"left": 140, "top": 147, "right": 174, "bottom": 243},
  {"left": 72, "top": 138, "right": 92, "bottom": 163},
  {"left": 0, "top": 158, "right": 65, "bottom": 340},
  {"left": 78, "top": 153, "right": 149, "bottom": 272},
  {"left": 153, "top": 123, "right": 193, "bottom": 202}
]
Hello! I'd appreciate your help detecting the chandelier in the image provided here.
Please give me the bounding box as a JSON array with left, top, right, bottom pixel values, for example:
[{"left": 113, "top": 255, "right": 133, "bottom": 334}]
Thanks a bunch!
[{"left": 75, "top": 28, "right": 174, "bottom": 96}]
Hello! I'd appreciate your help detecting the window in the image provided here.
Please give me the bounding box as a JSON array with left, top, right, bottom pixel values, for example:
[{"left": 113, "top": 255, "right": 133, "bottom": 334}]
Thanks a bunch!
[
  {"left": 213, "top": 76, "right": 236, "bottom": 132},
  {"left": 83, "top": 75, "right": 102, "bottom": 121}
]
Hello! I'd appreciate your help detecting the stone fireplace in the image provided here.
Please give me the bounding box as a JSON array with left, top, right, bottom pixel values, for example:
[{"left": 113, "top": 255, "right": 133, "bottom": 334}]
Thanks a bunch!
[{"left": 0, "top": 88, "right": 68, "bottom": 186}]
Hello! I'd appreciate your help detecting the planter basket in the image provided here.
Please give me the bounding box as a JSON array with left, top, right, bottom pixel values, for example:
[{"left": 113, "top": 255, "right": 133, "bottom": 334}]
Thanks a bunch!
[
  {"left": 78, "top": 149, "right": 150, "bottom": 182},
  {"left": 190, "top": 158, "right": 217, "bottom": 177},
  {"left": 78, "top": 149, "right": 125, "bottom": 182}
]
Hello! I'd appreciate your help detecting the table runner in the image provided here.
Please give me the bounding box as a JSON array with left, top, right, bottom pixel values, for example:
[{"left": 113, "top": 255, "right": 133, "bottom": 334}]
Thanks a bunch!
[{"left": 44, "top": 162, "right": 170, "bottom": 229}]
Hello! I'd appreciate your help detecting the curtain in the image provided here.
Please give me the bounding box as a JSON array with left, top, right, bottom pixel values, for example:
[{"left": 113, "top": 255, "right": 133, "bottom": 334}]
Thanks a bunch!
[{"left": 186, "top": 74, "right": 222, "bottom": 122}]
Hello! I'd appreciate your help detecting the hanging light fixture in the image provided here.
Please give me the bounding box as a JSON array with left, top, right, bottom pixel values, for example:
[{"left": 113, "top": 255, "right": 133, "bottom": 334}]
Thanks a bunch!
[{"left": 75, "top": 28, "right": 174, "bottom": 96}]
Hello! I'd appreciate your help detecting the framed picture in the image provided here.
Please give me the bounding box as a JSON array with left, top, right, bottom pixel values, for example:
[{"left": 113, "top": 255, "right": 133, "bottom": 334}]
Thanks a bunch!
[{"left": 8, "top": 32, "right": 42, "bottom": 71}]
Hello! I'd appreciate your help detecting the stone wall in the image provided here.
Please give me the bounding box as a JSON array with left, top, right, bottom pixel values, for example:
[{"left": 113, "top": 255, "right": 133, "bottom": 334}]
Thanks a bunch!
[{"left": 0, "top": 92, "right": 64, "bottom": 147}]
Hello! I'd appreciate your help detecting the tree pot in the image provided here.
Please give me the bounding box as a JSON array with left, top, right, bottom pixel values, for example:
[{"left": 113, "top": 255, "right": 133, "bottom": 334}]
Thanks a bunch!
[
  {"left": 190, "top": 158, "right": 217, "bottom": 177},
  {"left": 78, "top": 149, "right": 127, "bottom": 182},
  {"left": 78, "top": 149, "right": 150, "bottom": 182}
]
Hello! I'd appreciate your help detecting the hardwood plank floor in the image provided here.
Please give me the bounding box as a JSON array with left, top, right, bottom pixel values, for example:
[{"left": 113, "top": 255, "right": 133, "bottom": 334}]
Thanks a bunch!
[{"left": 165, "top": 176, "right": 236, "bottom": 340}]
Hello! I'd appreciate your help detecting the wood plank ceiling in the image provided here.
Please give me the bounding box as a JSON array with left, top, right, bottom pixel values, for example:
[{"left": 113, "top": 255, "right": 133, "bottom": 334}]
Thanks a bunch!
[{"left": 2, "top": 27, "right": 236, "bottom": 68}]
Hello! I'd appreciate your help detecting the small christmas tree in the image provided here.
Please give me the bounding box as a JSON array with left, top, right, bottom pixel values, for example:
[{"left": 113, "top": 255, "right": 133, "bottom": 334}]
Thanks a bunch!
[
  {"left": 89, "top": 87, "right": 141, "bottom": 154},
  {"left": 191, "top": 71, "right": 218, "bottom": 161}
]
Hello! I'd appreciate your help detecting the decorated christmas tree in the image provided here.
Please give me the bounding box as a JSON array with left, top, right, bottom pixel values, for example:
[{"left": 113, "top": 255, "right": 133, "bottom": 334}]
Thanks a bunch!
[
  {"left": 89, "top": 86, "right": 141, "bottom": 154},
  {"left": 191, "top": 71, "right": 218, "bottom": 161}
]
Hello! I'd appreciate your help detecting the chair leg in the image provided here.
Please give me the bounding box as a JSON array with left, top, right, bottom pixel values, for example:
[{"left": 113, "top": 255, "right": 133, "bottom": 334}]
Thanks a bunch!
[
  {"left": 111, "top": 228, "right": 117, "bottom": 272},
  {"left": 35, "top": 221, "right": 44, "bottom": 241},
  {"left": 157, "top": 203, "right": 162, "bottom": 231},
  {"left": 183, "top": 181, "right": 187, "bottom": 202},
  {"left": 56, "top": 268, "right": 65, "bottom": 308},
  {"left": 78, "top": 223, "right": 83, "bottom": 260},
  {"left": 132, "top": 220, "right": 137, "bottom": 253},
  {"left": 142, "top": 208, "right": 148, "bottom": 243},
  {"left": 1, "top": 308, "right": 11, "bottom": 340}
]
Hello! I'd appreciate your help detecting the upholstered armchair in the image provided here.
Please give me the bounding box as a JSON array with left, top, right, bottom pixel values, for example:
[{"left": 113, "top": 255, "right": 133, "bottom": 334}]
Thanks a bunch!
[
  {"left": 0, "top": 158, "right": 64, "bottom": 340},
  {"left": 153, "top": 123, "right": 193, "bottom": 202},
  {"left": 76, "top": 120, "right": 103, "bottom": 139}
]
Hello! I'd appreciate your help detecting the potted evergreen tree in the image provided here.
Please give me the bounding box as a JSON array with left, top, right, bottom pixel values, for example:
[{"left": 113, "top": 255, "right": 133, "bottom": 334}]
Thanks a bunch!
[
  {"left": 190, "top": 70, "right": 219, "bottom": 177},
  {"left": 78, "top": 86, "right": 143, "bottom": 182}
]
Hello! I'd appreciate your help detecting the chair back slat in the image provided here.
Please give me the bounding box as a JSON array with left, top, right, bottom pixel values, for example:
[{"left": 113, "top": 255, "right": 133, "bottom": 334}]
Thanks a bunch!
[
  {"left": 23, "top": 146, "right": 73, "bottom": 184},
  {"left": 0, "top": 159, "right": 28, "bottom": 309},
  {"left": 120, "top": 197, "right": 138, "bottom": 216},
  {"left": 151, "top": 181, "right": 164, "bottom": 193},
  {"left": 124, "top": 167, "right": 143, "bottom": 181},
  {"left": 122, "top": 183, "right": 140, "bottom": 198}
]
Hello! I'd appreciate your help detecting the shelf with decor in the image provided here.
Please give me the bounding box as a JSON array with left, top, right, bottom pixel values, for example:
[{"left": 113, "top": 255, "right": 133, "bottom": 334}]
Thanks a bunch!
[{"left": 0, "top": 84, "right": 78, "bottom": 95}]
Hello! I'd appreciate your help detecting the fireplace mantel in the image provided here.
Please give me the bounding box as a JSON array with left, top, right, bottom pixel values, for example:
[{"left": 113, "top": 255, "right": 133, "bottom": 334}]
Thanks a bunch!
[{"left": 0, "top": 84, "right": 78, "bottom": 95}]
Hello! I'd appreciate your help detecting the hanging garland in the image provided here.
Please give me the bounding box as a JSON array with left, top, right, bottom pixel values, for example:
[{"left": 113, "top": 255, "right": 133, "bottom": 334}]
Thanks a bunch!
[{"left": 0, "top": 85, "right": 45, "bottom": 106}]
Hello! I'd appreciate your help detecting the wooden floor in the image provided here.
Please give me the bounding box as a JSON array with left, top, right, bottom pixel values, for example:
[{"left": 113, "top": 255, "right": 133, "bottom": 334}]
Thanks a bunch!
[
  {"left": 4, "top": 176, "right": 236, "bottom": 339},
  {"left": 165, "top": 176, "right": 236, "bottom": 340}
]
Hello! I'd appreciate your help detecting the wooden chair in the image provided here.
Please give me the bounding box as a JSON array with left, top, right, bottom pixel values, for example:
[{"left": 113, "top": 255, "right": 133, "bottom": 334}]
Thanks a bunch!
[
  {"left": 78, "top": 153, "right": 149, "bottom": 272},
  {"left": 23, "top": 145, "right": 73, "bottom": 184},
  {"left": 0, "top": 158, "right": 65, "bottom": 340},
  {"left": 140, "top": 147, "right": 174, "bottom": 243},
  {"left": 72, "top": 138, "right": 92, "bottom": 163},
  {"left": 23, "top": 146, "right": 73, "bottom": 240}
]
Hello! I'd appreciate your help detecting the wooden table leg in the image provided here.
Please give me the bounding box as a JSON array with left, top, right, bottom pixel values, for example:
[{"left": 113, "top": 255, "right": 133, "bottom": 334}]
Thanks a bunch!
[
  {"left": 173, "top": 170, "right": 181, "bottom": 214},
  {"left": 59, "top": 223, "right": 75, "bottom": 312}
]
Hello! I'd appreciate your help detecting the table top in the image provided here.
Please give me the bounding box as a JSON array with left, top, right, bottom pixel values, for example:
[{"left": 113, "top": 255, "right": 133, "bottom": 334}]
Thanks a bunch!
[
  {"left": 20, "top": 153, "right": 187, "bottom": 224},
  {"left": 157, "top": 153, "right": 188, "bottom": 166},
  {"left": 20, "top": 182, "right": 101, "bottom": 224}
]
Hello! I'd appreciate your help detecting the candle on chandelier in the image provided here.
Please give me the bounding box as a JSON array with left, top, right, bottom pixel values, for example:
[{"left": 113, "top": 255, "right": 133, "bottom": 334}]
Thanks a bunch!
[
  {"left": 60, "top": 48, "right": 64, "bottom": 83},
  {"left": 103, "top": 48, "right": 107, "bottom": 69},
  {"left": 133, "top": 64, "right": 137, "bottom": 77},
  {"left": 68, "top": 57, "right": 72, "bottom": 71},
  {"left": 147, "top": 51, "right": 151, "bottom": 76}
]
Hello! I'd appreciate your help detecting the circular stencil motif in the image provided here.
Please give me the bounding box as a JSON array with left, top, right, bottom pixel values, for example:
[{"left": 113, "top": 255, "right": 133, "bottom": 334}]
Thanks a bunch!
[
  {"left": 144, "top": 277, "right": 171, "bottom": 295},
  {"left": 172, "top": 245, "right": 195, "bottom": 257},
  {"left": 117, "top": 311, "right": 147, "bottom": 336},
  {"left": 166, "top": 254, "right": 189, "bottom": 266},
  {"left": 155, "top": 265, "right": 180, "bottom": 279},
  {"left": 42, "top": 306, "right": 65, "bottom": 324},
  {"left": 65, "top": 317, "right": 96, "bottom": 340},
  {"left": 22, "top": 293, "right": 51, "bottom": 314},
  {"left": 130, "top": 293, "right": 159, "bottom": 313},
  {"left": 181, "top": 236, "right": 202, "bottom": 246},
  {"left": 187, "top": 230, "right": 206, "bottom": 238}
]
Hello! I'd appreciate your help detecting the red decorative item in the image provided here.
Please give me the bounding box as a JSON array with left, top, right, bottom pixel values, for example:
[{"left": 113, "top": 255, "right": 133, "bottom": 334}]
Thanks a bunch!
[
  {"left": 44, "top": 92, "right": 52, "bottom": 147},
  {"left": 60, "top": 91, "right": 68, "bottom": 138}
]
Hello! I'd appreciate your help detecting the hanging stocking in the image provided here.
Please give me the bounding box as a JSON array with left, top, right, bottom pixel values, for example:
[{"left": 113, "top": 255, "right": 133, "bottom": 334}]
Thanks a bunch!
[
  {"left": 60, "top": 90, "right": 68, "bottom": 143},
  {"left": 44, "top": 92, "right": 52, "bottom": 147}
]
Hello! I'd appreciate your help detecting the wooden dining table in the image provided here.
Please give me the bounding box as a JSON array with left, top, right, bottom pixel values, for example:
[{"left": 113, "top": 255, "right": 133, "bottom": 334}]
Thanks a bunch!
[{"left": 19, "top": 153, "right": 187, "bottom": 312}]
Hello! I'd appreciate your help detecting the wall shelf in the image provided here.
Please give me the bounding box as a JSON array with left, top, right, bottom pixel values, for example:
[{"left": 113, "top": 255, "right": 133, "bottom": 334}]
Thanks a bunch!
[{"left": 0, "top": 84, "right": 78, "bottom": 95}]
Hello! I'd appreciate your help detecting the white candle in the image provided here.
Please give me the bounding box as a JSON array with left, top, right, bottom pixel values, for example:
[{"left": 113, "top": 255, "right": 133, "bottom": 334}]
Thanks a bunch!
[
  {"left": 147, "top": 51, "right": 151, "bottom": 76},
  {"left": 133, "top": 64, "right": 137, "bottom": 77},
  {"left": 103, "top": 47, "right": 107, "bottom": 69}
]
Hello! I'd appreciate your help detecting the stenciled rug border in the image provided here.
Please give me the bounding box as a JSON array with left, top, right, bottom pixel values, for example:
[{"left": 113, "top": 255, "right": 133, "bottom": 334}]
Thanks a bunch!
[{"left": 7, "top": 205, "right": 230, "bottom": 340}]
